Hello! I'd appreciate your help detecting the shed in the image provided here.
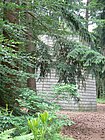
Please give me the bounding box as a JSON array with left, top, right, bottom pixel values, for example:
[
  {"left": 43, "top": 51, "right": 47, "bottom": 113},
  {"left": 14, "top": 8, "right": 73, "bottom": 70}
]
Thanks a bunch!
[
  {"left": 36, "top": 36, "right": 97, "bottom": 111},
  {"left": 36, "top": 70, "right": 97, "bottom": 111}
]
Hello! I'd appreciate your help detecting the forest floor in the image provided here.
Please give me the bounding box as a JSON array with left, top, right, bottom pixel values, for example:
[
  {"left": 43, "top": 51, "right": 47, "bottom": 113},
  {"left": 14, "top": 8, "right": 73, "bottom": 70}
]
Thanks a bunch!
[{"left": 61, "top": 104, "right": 105, "bottom": 140}]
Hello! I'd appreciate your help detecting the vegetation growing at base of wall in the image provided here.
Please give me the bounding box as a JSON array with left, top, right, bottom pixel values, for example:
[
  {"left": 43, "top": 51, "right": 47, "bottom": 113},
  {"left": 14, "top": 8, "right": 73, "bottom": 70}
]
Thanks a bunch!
[
  {"left": 1, "top": 0, "right": 105, "bottom": 139},
  {"left": 97, "top": 98, "right": 105, "bottom": 104}
]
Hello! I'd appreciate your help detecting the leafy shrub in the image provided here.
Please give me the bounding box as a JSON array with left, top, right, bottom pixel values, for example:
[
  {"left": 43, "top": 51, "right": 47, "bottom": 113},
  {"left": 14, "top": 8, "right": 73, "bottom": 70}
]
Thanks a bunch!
[
  {"left": 0, "top": 105, "right": 31, "bottom": 134},
  {"left": 0, "top": 110, "right": 74, "bottom": 140},
  {"left": 0, "top": 104, "right": 13, "bottom": 132},
  {"left": 16, "top": 88, "right": 56, "bottom": 115},
  {"left": 54, "top": 84, "right": 80, "bottom": 101},
  {"left": 0, "top": 129, "right": 75, "bottom": 140},
  {"left": 28, "top": 111, "right": 49, "bottom": 140},
  {"left": 28, "top": 111, "right": 74, "bottom": 140},
  {"left": 0, "top": 128, "right": 33, "bottom": 140}
]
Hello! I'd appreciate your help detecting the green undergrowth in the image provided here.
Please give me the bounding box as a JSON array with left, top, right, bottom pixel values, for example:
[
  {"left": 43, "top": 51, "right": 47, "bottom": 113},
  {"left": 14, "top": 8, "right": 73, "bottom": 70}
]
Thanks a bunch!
[
  {"left": 0, "top": 107, "right": 75, "bottom": 140},
  {"left": 97, "top": 98, "right": 105, "bottom": 104},
  {"left": 0, "top": 84, "right": 77, "bottom": 140},
  {"left": 0, "top": 128, "right": 75, "bottom": 140}
]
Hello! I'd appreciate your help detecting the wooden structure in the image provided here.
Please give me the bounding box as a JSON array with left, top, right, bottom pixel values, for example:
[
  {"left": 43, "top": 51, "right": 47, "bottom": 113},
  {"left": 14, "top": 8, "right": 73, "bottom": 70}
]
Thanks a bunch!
[
  {"left": 36, "top": 70, "right": 97, "bottom": 111},
  {"left": 36, "top": 36, "right": 97, "bottom": 111}
]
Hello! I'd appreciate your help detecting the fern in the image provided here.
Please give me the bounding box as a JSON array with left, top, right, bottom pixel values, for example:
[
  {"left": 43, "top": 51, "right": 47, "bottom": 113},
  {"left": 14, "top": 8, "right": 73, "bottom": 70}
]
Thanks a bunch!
[{"left": 0, "top": 129, "right": 33, "bottom": 140}]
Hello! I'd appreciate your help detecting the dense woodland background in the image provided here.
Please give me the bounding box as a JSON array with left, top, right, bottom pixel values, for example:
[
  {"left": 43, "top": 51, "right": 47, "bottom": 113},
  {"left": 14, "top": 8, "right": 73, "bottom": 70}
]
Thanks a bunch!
[{"left": 0, "top": 0, "right": 105, "bottom": 140}]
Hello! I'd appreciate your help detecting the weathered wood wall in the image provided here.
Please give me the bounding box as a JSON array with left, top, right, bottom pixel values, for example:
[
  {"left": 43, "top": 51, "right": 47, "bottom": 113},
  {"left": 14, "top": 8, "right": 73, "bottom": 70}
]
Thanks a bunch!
[
  {"left": 36, "top": 35, "right": 97, "bottom": 111},
  {"left": 36, "top": 70, "right": 97, "bottom": 111}
]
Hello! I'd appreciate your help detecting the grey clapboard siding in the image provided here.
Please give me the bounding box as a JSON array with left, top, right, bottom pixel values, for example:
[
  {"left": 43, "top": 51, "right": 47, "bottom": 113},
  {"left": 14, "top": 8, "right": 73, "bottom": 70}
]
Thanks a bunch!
[
  {"left": 36, "top": 35, "right": 97, "bottom": 111},
  {"left": 36, "top": 70, "right": 97, "bottom": 111}
]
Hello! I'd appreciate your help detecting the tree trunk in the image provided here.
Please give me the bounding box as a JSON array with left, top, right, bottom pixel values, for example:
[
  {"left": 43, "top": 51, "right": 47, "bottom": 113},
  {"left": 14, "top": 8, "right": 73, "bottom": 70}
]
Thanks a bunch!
[
  {"left": 1, "top": 0, "right": 19, "bottom": 106},
  {"left": 3, "top": 0, "right": 19, "bottom": 38},
  {"left": 26, "top": 38, "right": 36, "bottom": 92},
  {"left": 25, "top": 2, "right": 36, "bottom": 92}
]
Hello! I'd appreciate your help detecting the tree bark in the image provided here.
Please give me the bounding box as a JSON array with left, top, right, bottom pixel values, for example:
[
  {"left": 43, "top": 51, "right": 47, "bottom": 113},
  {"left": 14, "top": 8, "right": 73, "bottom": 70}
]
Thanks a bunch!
[
  {"left": 3, "top": 0, "right": 19, "bottom": 38},
  {"left": 1, "top": 0, "right": 19, "bottom": 106},
  {"left": 26, "top": 38, "right": 36, "bottom": 92},
  {"left": 25, "top": 2, "right": 36, "bottom": 92}
]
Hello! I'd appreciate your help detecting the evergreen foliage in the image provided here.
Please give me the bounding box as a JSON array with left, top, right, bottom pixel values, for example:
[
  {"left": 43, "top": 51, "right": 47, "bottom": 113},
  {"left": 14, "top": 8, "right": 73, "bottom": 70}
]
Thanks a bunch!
[
  {"left": 1, "top": 0, "right": 105, "bottom": 111},
  {"left": 0, "top": 0, "right": 92, "bottom": 110},
  {"left": 89, "top": 0, "right": 105, "bottom": 97},
  {"left": 1, "top": 0, "right": 105, "bottom": 139}
]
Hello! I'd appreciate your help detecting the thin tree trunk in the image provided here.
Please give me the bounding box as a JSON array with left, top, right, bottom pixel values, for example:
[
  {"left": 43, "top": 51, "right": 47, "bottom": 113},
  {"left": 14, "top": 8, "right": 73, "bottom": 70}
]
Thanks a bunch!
[
  {"left": 26, "top": 39, "right": 36, "bottom": 92},
  {"left": 25, "top": 1, "right": 36, "bottom": 92}
]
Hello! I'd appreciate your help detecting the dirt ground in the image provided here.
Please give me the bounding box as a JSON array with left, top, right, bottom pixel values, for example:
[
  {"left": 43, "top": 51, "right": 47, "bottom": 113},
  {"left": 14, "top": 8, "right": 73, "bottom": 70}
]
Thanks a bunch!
[{"left": 61, "top": 104, "right": 105, "bottom": 140}]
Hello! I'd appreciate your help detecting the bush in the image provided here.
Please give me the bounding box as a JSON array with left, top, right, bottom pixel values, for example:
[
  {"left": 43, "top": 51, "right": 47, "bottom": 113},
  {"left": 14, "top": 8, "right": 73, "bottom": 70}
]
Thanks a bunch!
[
  {"left": 16, "top": 88, "right": 57, "bottom": 115},
  {"left": 28, "top": 111, "right": 74, "bottom": 140}
]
